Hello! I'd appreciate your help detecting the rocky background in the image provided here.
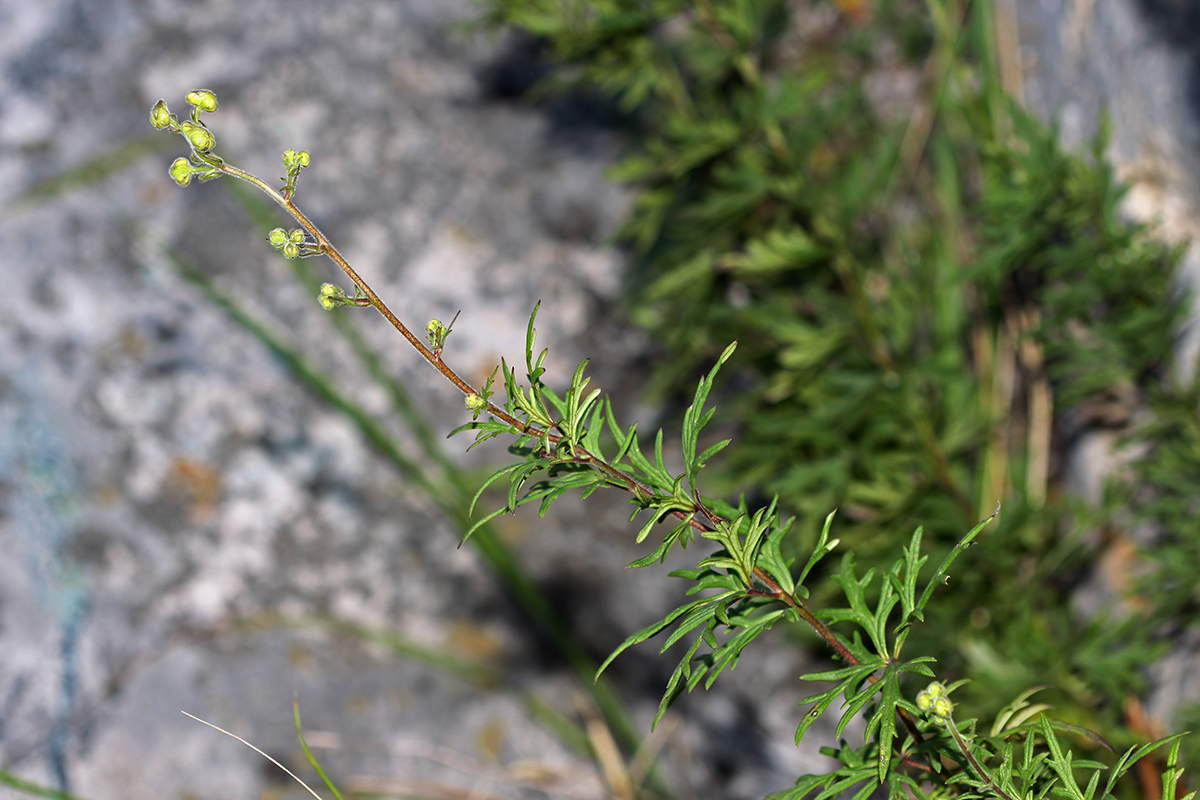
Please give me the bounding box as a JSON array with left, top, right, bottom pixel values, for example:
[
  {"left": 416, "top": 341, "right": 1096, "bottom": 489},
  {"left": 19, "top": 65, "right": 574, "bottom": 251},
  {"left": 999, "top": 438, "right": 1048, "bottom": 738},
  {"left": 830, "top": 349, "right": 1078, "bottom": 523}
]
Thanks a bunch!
[{"left": 1, "top": 2, "right": 1198, "bottom": 800}]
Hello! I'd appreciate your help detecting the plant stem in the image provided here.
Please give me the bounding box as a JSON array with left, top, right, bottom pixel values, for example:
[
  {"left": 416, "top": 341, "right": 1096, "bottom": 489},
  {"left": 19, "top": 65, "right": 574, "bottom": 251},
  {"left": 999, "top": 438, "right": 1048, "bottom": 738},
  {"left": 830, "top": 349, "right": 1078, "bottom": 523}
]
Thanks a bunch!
[{"left": 214, "top": 156, "right": 935, "bottom": 775}]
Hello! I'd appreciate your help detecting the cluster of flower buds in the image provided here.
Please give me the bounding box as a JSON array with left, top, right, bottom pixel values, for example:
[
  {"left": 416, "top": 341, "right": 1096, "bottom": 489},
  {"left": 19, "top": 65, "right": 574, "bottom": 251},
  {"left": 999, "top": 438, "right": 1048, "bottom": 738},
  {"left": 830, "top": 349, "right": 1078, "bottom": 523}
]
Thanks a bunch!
[
  {"left": 280, "top": 149, "right": 311, "bottom": 198},
  {"left": 316, "top": 283, "right": 371, "bottom": 311},
  {"left": 151, "top": 91, "right": 224, "bottom": 186},
  {"left": 916, "top": 681, "right": 955, "bottom": 727},
  {"left": 151, "top": 91, "right": 313, "bottom": 197},
  {"left": 424, "top": 311, "right": 461, "bottom": 358},
  {"left": 425, "top": 317, "right": 451, "bottom": 351},
  {"left": 268, "top": 227, "right": 327, "bottom": 260}
]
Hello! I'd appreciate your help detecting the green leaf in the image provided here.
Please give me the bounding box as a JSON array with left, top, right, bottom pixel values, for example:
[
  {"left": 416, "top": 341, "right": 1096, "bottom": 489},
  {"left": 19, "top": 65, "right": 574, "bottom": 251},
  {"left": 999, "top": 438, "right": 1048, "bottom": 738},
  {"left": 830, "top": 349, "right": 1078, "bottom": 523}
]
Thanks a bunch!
[
  {"left": 914, "top": 508, "right": 999, "bottom": 617},
  {"left": 757, "top": 510, "right": 797, "bottom": 596},
  {"left": 655, "top": 633, "right": 709, "bottom": 728},
  {"left": 595, "top": 596, "right": 719, "bottom": 679},
  {"left": 795, "top": 661, "right": 881, "bottom": 745},
  {"left": 660, "top": 600, "right": 727, "bottom": 652},
  {"left": 875, "top": 670, "right": 901, "bottom": 782},
  {"left": 624, "top": 427, "right": 677, "bottom": 492},
  {"left": 724, "top": 226, "right": 829, "bottom": 275},
  {"left": 681, "top": 340, "right": 738, "bottom": 496},
  {"left": 1104, "top": 732, "right": 1190, "bottom": 798},
  {"left": 1161, "top": 737, "right": 1197, "bottom": 800},
  {"left": 467, "top": 462, "right": 530, "bottom": 519},
  {"left": 796, "top": 510, "right": 840, "bottom": 591},
  {"left": 794, "top": 683, "right": 845, "bottom": 745},
  {"left": 294, "top": 701, "right": 345, "bottom": 800},
  {"left": 990, "top": 685, "right": 1055, "bottom": 736},
  {"left": 896, "top": 527, "right": 926, "bottom": 624},
  {"left": 1040, "top": 715, "right": 1085, "bottom": 800}
]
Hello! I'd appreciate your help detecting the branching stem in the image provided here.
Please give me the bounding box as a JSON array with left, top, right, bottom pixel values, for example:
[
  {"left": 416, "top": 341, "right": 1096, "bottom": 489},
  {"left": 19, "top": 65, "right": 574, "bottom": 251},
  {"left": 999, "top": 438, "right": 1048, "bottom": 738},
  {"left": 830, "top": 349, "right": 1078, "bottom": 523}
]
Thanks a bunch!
[{"left": 215, "top": 155, "right": 932, "bottom": 776}]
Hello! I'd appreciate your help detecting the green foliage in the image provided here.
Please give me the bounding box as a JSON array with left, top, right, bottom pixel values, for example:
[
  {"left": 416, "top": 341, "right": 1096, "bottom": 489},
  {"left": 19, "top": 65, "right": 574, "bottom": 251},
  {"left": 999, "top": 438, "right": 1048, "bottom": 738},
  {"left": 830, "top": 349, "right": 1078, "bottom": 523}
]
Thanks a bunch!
[{"left": 479, "top": 0, "right": 1200, "bottom": 780}]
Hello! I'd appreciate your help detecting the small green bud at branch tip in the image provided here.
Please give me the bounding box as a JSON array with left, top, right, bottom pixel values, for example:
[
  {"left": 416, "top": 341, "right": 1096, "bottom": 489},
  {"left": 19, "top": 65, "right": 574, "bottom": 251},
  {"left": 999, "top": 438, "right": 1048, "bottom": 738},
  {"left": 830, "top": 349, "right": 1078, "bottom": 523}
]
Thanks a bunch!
[
  {"left": 169, "top": 158, "right": 194, "bottom": 187},
  {"left": 465, "top": 393, "right": 486, "bottom": 412},
  {"left": 185, "top": 90, "right": 218, "bottom": 113},
  {"left": 150, "top": 100, "right": 172, "bottom": 130},
  {"left": 283, "top": 149, "right": 311, "bottom": 169}
]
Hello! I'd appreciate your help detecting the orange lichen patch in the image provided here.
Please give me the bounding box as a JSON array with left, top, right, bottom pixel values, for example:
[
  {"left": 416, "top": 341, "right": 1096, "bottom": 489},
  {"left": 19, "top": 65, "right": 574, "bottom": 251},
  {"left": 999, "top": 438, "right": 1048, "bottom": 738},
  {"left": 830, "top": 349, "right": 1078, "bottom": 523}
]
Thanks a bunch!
[
  {"left": 475, "top": 717, "right": 506, "bottom": 762},
  {"left": 163, "top": 457, "right": 222, "bottom": 522},
  {"left": 446, "top": 620, "right": 505, "bottom": 660},
  {"left": 288, "top": 641, "right": 316, "bottom": 671},
  {"left": 1124, "top": 697, "right": 1166, "bottom": 800},
  {"left": 835, "top": 0, "right": 872, "bottom": 25},
  {"left": 346, "top": 693, "right": 371, "bottom": 717},
  {"left": 1097, "top": 531, "right": 1150, "bottom": 615}
]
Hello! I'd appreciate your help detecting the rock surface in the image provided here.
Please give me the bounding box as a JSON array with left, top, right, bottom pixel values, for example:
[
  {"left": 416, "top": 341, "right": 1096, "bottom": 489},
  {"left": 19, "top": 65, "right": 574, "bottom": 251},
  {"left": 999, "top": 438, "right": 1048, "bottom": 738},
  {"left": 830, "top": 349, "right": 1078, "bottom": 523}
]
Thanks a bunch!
[{"left": 2, "top": 2, "right": 1198, "bottom": 800}]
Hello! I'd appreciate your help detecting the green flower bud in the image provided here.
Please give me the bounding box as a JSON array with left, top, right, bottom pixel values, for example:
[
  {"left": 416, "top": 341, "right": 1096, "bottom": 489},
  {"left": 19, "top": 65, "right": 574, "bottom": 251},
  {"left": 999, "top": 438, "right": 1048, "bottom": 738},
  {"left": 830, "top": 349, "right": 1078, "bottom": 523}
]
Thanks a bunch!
[
  {"left": 283, "top": 149, "right": 311, "bottom": 170},
  {"left": 180, "top": 121, "right": 215, "bottom": 152},
  {"left": 917, "top": 682, "right": 946, "bottom": 709},
  {"left": 268, "top": 228, "right": 289, "bottom": 248},
  {"left": 150, "top": 100, "right": 173, "bottom": 130},
  {"left": 281, "top": 241, "right": 300, "bottom": 260},
  {"left": 168, "top": 157, "right": 194, "bottom": 187},
  {"left": 932, "top": 696, "right": 953, "bottom": 721},
  {"left": 289, "top": 229, "right": 306, "bottom": 244},
  {"left": 185, "top": 90, "right": 218, "bottom": 113},
  {"left": 465, "top": 393, "right": 486, "bottom": 412},
  {"left": 317, "top": 284, "right": 345, "bottom": 309},
  {"left": 426, "top": 319, "right": 443, "bottom": 335}
]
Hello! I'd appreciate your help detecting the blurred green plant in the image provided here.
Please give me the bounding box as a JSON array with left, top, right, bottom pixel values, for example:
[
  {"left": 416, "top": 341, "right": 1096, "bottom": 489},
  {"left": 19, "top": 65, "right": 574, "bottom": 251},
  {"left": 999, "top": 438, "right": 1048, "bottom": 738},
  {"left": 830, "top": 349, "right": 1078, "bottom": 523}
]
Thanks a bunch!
[
  {"left": 133, "top": 67, "right": 1194, "bottom": 800},
  {"left": 477, "top": 0, "right": 1200, "bottom": 782}
]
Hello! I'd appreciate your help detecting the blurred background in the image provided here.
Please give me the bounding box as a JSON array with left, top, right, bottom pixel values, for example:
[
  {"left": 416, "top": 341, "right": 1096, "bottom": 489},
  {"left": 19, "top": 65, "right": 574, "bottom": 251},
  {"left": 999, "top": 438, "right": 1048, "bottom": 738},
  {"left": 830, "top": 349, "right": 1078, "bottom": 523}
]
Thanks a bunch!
[{"left": 2, "top": 1, "right": 1200, "bottom": 800}]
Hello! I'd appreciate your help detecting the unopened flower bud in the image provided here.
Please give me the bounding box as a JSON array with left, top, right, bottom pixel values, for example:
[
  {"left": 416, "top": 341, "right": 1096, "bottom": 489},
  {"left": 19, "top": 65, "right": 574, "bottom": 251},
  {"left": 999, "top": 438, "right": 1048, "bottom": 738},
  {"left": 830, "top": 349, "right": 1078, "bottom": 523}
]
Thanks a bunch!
[
  {"left": 932, "top": 696, "right": 953, "bottom": 721},
  {"left": 318, "top": 284, "right": 345, "bottom": 305},
  {"left": 169, "top": 157, "right": 194, "bottom": 187},
  {"left": 180, "top": 121, "right": 215, "bottom": 152},
  {"left": 268, "top": 228, "right": 289, "bottom": 248},
  {"left": 465, "top": 393, "right": 486, "bottom": 412},
  {"left": 282, "top": 149, "right": 311, "bottom": 170},
  {"left": 281, "top": 241, "right": 300, "bottom": 260},
  {"left": 185, "top": 90, "right": 218, "bottom": 113},
  {"left": 289, "top": 229, "right": 306, "bottom": 244},
  {"left": 150, "top": 100, "right": 172, "bottom": 130}
]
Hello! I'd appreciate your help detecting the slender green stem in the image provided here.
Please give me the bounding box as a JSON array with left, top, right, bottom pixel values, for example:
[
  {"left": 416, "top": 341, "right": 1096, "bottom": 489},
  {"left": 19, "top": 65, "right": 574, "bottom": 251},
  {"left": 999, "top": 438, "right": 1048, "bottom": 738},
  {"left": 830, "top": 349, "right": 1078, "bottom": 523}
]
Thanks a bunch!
[{"left": 946, "top": 716, "right": 1019, "bottom": 800}]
